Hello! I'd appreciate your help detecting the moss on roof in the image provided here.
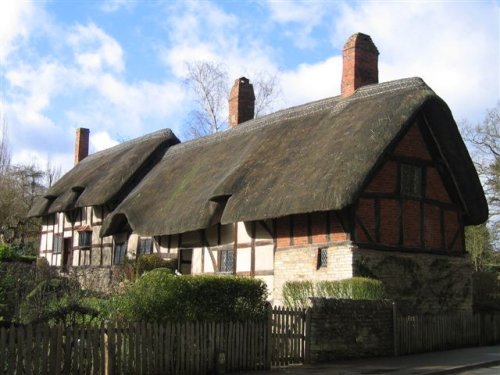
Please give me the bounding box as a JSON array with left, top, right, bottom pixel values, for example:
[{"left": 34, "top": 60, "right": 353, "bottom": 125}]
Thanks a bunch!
[
  {"left": 101, "top": 78, "right": 487, "bottom": 237},
  {"left": 28, "top": 129, "right": 180, "bottom": 217}
]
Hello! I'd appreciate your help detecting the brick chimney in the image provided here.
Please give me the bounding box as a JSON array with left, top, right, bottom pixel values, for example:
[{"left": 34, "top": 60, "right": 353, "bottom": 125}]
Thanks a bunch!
[
  {"left": 228, "top": 77, "right": 255, "bottom": 128},
  {"left": 341, "top": 33, "right": 379, "bottom": 97},
  {"left": 74, "top": 128, "right": 89, "bottom": 165}
]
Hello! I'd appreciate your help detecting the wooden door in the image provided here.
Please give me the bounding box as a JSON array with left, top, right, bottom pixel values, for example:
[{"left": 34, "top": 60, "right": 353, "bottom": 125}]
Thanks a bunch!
[{"left": 62, "top": 238, "right": 72, "bottom": 271}]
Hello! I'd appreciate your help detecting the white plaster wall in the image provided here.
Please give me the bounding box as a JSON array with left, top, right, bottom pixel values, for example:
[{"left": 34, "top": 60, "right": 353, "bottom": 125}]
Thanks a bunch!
[
  {"left": 237, "top": 247, "right": 251, "bottom": 272},
  {"left": 255, "top": 244, "right": 274, "bottom": 271}
]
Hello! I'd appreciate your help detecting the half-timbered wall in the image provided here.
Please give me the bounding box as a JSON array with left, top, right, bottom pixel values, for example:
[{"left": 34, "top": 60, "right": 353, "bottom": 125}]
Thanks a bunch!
[
  {"left": 39, "top": 206, "right": 115, "bottom": 267},
  {"left": 353, "top": 118, "right": 464, "bottom": 254}
]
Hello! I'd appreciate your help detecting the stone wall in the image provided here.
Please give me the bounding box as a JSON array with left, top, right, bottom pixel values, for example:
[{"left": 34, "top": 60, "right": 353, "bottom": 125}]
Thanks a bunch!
[
  {"left": 353, "top": 248, "right": 473, "bottom": 314},
  {"left": 309, "top": 298, "right": 394, "bottom": 362},
  {"left": 273, "top": 242, "right": 353, "bottom": 305},
  {"left": 67, "top": 266, "right": 114, "bottom": 293}
]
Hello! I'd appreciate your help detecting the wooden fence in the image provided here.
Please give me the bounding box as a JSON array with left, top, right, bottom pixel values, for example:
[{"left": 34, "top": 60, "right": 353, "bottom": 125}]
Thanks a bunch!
[
  {"left": 271, "top": 306, "right": 309, "bottom": 366},
  {"left": 0, "top": 320, "right": 270, "bottom": 375},
  {"left": 395, "top": 313, "right": 500, "bottom": 355}
]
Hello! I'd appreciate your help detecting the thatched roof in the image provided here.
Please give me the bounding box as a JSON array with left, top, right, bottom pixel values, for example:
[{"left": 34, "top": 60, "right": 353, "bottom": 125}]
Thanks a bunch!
[
  {"left": 101, "top": 77, "right": 487, "bottom": 237},
  {"left": 28, "top": 129, "right": 180, "bottom": 217}
]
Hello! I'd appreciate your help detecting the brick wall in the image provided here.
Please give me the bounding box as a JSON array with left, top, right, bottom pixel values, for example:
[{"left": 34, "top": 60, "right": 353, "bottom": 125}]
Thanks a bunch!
[
  {"left": 353, "top": 248, "right": 473, "bottom": 314},
  {"left": 308, "top": 299, "right": 393, "bottom": 362},
  {"left": 276, "top": 211, "right": 348, "bottom": 249},
  {"left": 354, "top": 119, "right": 464, "bottom": 253}
]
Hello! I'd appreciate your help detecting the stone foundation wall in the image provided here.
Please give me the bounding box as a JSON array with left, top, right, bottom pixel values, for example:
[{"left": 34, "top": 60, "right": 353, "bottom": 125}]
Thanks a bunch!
[
  {"left": 353, "top": 248, "right": 473, "bottom": 314},
  {"left": 309, "top": 298, "right": 394, "bottom": 362},
  {"left": 273, "top": 242, "right": 353, "bottom": 305}
]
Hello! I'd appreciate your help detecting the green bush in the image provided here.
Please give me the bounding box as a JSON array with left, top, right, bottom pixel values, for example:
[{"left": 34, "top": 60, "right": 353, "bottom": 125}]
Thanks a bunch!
[
  {"left": 0, "top": 261, "right": 37, "bottom": 322},
  {"left": 136, "top": 254, "right": 176, "bottom": 276},
  {"left": 114, "top": 271, "right": 268, "bottom": 322},
  {"left": 0, "top": 244, "right": 15, "bottom": 262},
  {"left": 283, "top": 278, "right": 386, "bottom": 308},
  {"left": 19, "top": 276, "right": 106, "bottom": 326},
  {"left": 282, "top": 281, "right": 315, "bottom": 309}
]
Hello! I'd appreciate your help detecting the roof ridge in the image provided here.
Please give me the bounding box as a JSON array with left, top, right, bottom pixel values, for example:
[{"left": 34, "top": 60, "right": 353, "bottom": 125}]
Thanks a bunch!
[
  {"left": 80, "top": 128, "right": 175, "bottom": 164},
  {"left": 167, "top": 77, "right": 428, "bottom": 156}
]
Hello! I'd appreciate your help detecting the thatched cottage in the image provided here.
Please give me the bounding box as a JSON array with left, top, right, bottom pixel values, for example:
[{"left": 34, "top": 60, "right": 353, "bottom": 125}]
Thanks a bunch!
[{"left": 29, "top": 33, "right": 487, "bottom": 313}]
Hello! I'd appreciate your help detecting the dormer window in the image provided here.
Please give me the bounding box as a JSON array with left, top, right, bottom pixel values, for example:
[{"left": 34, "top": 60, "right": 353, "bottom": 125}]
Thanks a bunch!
[{"left": 401, "top": 164, "right": 422, "bottom": 198}]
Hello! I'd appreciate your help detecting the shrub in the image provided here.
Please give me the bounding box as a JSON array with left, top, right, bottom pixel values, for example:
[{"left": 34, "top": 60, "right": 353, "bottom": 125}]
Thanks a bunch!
[
  {"left": 114, "top": 271, "right": 268, "bottom": 322},
  {"left": 19, "top": 276, "right": 106, "bottom": 326},
  {"left": 0, "top": 244, "right": 15, "bottom": 262},
  {"left": 282, "top": 281, "right": 315, "bottom": 309},
  {"left": 136, "top": 254, "right": 176, "bottom": 276},
  {"left": 283, "top": 278, "right": 386, "bottom": 308}
]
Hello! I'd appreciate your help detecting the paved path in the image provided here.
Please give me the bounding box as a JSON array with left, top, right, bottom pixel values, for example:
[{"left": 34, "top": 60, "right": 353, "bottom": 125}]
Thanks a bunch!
[{"left": 239, "top": 345, "right": 500, "bottom": 375}]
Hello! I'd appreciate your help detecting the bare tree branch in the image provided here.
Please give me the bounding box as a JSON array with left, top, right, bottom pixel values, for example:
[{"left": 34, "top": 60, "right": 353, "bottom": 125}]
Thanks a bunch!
[
  {"left": 183, "top": 61, "right": 282, "bottom": 140},
  {"left": 463, "top": 102, "right": 500, "bottom": 251},
  {"left": 0, "top": 112, "right": 11, "bottom": 176}
]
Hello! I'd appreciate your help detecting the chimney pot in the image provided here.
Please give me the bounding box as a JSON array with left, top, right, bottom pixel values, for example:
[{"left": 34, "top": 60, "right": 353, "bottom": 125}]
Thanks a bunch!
[
  {"left": 228, "top": 77, "right": 255, "bottom": 128},
  {"left": 75, "top": 128, "right": 90, "bottom": 165},
  {"left": 341, "top": 33, "right": 379, "bottom": 97}
]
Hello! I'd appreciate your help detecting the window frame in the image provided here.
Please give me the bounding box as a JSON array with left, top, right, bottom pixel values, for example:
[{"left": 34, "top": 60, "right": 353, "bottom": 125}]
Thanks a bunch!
[
  {"left": 53, "top": 235, "right": 63, "bottom": 254},
  {"left": 218, "top": 249, "right": 235, "bottom": 274},
  {"left": 400, "top": 163, "right": 423, "bottom": 198},
  {"left": 114, "top": 241, "right": 127, "bottom": 265},
  {"left": 78, "top": 231, "right": 92, "bottom": 249},
  {"left": 138, "top": 238, "right": 153, "bottom": 256},
  {"left": 317, "top": 247, "right": 328, "bottom": 269}
]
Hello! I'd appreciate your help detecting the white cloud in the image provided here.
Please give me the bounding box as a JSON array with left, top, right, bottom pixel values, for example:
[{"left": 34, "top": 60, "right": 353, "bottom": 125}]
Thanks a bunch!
[
  {"left": 4, "top": 20, "right": 186, "bottom": 170},
  {"left": 280, "top": 56, "right": 342, "bottom": 106},
  {"left": 331, "top": 1, "right": 499, "bottom": 121},
  {"left": 161, "top": 1, "right": 279, "bottom": 80},
  {"left": 265, "top": 0, "right": 335, "bottom": 49},
  {"left": 90, "top": 131, "right": 119, "bottom": 153},
  {"left": 67, "top": 23, "right": 125, "bottom": 73},
  {"left": 100, "top": 0, "right": 137, "bottom": 13},
  {"left": 0, "top": 1, "right": 37, "bottom": 61}
]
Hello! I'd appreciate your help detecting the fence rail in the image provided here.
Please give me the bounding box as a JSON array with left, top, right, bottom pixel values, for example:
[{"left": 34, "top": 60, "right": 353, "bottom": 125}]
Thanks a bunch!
[
  {"left": 2, "top": 309, "right": 500, "bottom": 374},
  {"left": 395, "top": 313, "right": 500, "bottom": 355},
  {"left": 0, "top": 320, "right": 270, "bottom": 375}
]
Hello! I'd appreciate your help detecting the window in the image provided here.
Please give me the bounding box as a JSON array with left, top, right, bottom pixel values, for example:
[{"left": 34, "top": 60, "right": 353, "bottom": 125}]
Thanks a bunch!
[
  {"left": 317, "top": 247, "right": 328, "bottom": 269},
  {"left": 138, "top": 238, "right": 152, "bottom": 256},
  {"left": 53, "top": 235, "right": 63, "bottom": 253},
  {"left": 219, "top": 249, "right": 235, "bottom": 273},
  {"left": 401, "top": 164, "right": 422, "bottom": 198},
  {"left": 114, "top": 242, "right": 127, "bottom": 265},
  {"left": 78, "top": 231, "right": 92, "bottom": 249}
]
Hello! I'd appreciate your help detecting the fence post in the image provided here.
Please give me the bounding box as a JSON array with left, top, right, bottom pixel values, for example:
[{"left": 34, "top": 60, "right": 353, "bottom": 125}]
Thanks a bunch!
[
  {"left": 104, "top": 324, "right": 110, "bottom": 375},
  {"left": 304, "top": 307, "right": 311, "bottom": 364},
  {"left": 266, "top": 304, "right": 272, "bottom": 369},
  {"left": 393, "top": 302, "right": 399, "bottom": 357}
]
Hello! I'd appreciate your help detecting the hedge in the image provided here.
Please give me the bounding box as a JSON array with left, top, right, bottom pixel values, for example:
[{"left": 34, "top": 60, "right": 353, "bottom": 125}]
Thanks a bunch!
[
  {"left": 114, "top": 270, "right": 268, "bottom": 322},
  {"left": 283, "top": 277, "right": 386, "bottom": 309}
]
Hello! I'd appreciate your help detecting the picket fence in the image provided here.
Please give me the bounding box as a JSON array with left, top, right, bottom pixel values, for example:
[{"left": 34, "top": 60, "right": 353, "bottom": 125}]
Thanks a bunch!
[
  {"left": 0, "top": 320, "right": 270, "bottom": 375},
  {"left": 270, "top": 306, "right": 309, "bottom": 366},
  {"left": 2, "top": 309, "right": 500, "bottom": 374},
  {"left": 395, "top": 312, "right": 500, "bottom": 355}
]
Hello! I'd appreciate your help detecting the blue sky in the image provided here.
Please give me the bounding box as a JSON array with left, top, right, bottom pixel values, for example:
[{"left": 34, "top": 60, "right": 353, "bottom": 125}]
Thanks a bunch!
[{"left": 1, "top": 0, "right": 499, "bottom": 173}]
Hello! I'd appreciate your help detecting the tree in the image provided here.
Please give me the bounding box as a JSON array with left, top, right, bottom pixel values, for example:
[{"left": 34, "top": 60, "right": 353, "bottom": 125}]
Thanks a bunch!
[
  {"left": 463, "top": 103, "right": 500, "bottom": 267},
  {"left": 0, "top": 114, "right": 10, "bottom": 176},
  {"left": 183, "top": 61, "right": 281, "bottom": 140},
  {"left": 466, "top": 224, "right": 493, "bottom": 271}
]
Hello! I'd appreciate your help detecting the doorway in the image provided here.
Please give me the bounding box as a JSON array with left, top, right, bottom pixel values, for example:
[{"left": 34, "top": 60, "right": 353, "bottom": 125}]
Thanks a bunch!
[{"left": 62, "top": 238, "right": 72, "bottom": 271}]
